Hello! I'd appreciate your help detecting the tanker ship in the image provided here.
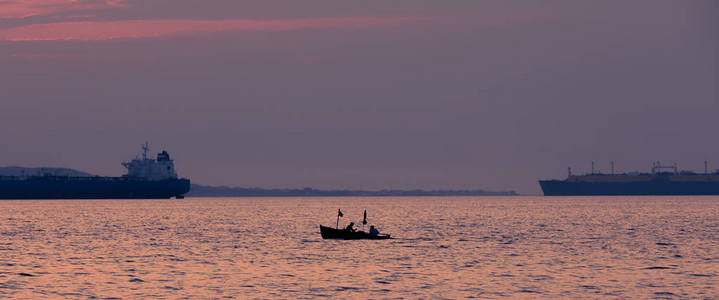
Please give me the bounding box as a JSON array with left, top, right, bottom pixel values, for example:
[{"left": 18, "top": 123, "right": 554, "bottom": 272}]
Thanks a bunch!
[
  {"left": 0, "top": 143, "right": 190, "bottom": 199},
  {"left": 539, "top": 161, "right": 719, "bottom": 196}
]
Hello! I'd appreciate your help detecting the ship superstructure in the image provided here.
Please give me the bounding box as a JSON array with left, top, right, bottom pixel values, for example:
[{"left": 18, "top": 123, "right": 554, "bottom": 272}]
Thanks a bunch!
[
  {"left": 0, "top": 143, "right": 190, "bottom": 199},
  {"left": 540, "top": 161, "right": 719, "bottom": 196},
  {"left": 122, "top": 142, "right": 178, "bottom": 181}
]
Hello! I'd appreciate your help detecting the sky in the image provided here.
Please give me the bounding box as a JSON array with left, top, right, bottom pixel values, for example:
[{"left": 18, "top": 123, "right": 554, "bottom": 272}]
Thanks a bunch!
[{"left": 0, "top": 1, "right": 717, "bottom": 194}]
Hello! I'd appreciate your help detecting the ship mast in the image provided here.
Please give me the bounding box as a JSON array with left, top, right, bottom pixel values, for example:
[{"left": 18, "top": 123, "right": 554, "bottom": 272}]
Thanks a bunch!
[{"left": 142, "top": 142, "right": 149, "bottom": 160}]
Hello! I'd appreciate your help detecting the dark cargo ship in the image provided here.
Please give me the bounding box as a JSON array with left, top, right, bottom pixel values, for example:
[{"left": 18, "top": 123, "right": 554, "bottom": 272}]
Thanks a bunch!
[
  {"left": 540, "top": 162, "right": 719, "bottom": 196},
  {"left": 0, "top": 143, "right": 190, "bottom": 199}
]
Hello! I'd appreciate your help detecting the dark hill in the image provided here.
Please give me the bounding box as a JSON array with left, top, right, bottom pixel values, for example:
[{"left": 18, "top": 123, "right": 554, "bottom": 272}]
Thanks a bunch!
[{"left": 0, "top": 166, "right": 95, "bottom": 177}]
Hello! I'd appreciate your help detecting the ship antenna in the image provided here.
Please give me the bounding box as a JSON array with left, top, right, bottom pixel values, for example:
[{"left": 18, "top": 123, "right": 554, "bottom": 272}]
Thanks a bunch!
[
  {"left": 611, "top": 161, "right": 614, "bottom": 175},
  {"left": 591, "top": 161, "right": 595, "bottom": 175},
  {"left": 705, "top": 160, "right": 708, "bottom": 175},
  {"left": 142, "top": 141, "right": 149, "bottom": 160}
]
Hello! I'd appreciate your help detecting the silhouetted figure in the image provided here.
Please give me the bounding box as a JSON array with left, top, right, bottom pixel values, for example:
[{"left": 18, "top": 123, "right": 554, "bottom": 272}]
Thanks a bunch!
[
  {"left": 345, "top": 222, "right": 356, "bottom": 232},
  {"left": 369, "top": 225, "right": 379, "bottom": 237}
]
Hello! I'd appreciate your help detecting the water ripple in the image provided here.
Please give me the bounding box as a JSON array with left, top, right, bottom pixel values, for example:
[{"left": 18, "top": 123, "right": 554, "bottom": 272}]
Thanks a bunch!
[{"left": 0, "top": 196, "right": 717, "bottom": 298}]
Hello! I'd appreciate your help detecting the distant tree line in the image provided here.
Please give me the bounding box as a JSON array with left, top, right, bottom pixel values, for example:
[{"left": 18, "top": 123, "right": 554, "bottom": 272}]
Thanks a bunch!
[{"left": 186, "top": 184, "right": 517, "bottom": 197}]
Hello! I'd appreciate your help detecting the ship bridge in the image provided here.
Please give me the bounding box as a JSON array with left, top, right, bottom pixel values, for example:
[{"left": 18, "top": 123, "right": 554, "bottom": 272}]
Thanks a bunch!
[{"left": 121, "top": 142, "right": 178, "bottom": 181}]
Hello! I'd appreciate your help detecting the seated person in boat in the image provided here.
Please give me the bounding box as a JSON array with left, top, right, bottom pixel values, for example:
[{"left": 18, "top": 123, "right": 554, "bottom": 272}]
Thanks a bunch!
[
  {"left": 369, "top": 225, "right": 379, "bottom": 237},
  {"left": 345, "top": 222, "right": 356, "bottom": 232}
]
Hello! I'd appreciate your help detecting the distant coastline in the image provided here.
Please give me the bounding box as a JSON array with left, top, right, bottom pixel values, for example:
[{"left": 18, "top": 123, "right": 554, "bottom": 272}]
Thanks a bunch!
[
  {"left": 0, "top": 167, "right": 517, "bottom": 197},
  {"left": 0, "top": 166, "right": 94, "bottom": 177},
  {"left": 187, "top": 184, "right": 517, "bottom": 197}
]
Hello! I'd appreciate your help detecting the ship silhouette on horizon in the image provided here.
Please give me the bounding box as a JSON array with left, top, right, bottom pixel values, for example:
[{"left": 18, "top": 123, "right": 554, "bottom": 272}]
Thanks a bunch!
[
  {"left": 0, "top": 143, "right": 190, "bottom": 199},
  {"left": 540, "top": 161, "right": 719, "bottom": 196}
]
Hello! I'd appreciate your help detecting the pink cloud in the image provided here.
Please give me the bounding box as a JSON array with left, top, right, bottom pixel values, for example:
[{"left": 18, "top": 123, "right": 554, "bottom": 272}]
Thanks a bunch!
[
  {"left": 0, "top": 16, "right": 432, "bottom": 41},
  {"left": 0, "top": 0, "right": 126, "bottom": 19}
]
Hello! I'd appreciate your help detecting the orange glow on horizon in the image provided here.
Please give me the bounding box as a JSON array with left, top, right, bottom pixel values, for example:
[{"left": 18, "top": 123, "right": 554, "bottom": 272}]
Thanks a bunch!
[
  {"left": 0, "top": 0, "right": 127, "bottom": 19},
  {"left": 0, "top": 16, "right": 433, "bottom": 41}
]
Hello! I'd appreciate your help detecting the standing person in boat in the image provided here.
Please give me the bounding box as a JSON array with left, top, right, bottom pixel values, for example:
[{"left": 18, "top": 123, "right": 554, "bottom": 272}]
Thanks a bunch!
[
  {"left": 345, "top": 222, "right": 356, "bottom": 232},
  {"left": 369, "top": 225, "right": 379, "bottom": 237}
]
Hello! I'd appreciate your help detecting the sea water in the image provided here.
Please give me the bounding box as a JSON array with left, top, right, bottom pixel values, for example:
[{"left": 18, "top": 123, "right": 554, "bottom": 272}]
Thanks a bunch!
[{"left": 0, "top": 196, "right": 717, "bottom": 298}]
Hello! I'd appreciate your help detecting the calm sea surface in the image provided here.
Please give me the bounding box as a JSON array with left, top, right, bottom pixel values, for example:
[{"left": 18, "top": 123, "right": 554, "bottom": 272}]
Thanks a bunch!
[{"left": 0, "top": 196, "right": 718, "bottom": 299}]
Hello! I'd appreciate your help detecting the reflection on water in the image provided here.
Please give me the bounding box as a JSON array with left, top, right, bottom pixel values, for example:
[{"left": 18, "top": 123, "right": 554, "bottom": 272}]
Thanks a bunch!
[{"left": 0, "top": 196, "right": 718, "bottom": 298}]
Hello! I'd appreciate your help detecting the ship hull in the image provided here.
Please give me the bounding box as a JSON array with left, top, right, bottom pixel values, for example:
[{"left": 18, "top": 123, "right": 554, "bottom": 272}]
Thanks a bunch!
[
  {"left": 0, "top": 177, "right": 190, "bottom": 199},
  {"left": 539, "top": 180, "right": 719, "bottom": 196}
]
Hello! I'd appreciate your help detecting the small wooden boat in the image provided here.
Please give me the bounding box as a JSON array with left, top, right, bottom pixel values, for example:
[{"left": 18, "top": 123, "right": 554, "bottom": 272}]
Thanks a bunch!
[{"left": 319, "top": 225, "right": 391, "bottom": 240}]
